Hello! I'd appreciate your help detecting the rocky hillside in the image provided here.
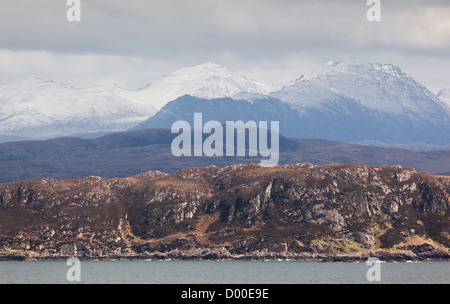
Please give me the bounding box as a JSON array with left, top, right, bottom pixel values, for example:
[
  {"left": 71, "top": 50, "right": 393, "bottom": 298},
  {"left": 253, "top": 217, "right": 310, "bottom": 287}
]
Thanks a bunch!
[{"left": 0, "top": 163, "right": 448, "bottom": 261}]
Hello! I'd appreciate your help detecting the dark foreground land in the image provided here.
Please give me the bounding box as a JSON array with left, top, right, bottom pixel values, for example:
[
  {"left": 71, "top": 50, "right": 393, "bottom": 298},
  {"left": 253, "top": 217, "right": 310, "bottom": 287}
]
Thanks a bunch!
[{"left": 0, "top": 163, "right": 448, "bottom": 262}]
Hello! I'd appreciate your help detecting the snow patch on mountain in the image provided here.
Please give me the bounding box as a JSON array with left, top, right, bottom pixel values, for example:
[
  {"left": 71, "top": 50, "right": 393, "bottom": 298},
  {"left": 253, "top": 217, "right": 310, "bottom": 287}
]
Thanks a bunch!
[
  {"left": 0, "top": 79, "right": 158, "bottom": 140},
  {"left": 1, "top": 61, "right": 449, "bottom": 145},
  {"left": 0, "top": 62, "right": 281, "bottom": 141},
  {"left": 139, "top": 62, "right": 281, "bottom": 110},
  {"left": 269, "top": 61, "right": 450, "bottom": 145},
  {"left": 273, "top": 60, "right": 442, "bottom": 115}
]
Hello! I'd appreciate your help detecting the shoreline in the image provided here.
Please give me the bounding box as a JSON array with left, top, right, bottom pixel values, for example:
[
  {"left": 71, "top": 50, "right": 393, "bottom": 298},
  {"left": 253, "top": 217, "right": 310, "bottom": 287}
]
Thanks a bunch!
[{"left": 2, "top": 251, "right": 449, "bottom": 263}]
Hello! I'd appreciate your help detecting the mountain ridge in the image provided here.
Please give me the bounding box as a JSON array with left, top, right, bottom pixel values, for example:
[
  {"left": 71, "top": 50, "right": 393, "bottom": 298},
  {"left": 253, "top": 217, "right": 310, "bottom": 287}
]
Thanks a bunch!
[
  {"left": 0, "top": 62, "right": 279, "bottom": 142},
  {"left": 269, "top": 61, "right": 450, "bottom": 145},
  {"left": 0, "top": 78, "right": 158, "bottom": 140},
  {"left": 275, "top": 61, "right": 445, "bottom": 114},
  {"left": 1, "top": 127, "right": 450, "bottom": 184},
  {"left": 1, "top": 61, "right": 449, "bottom": 145},
  {"left": 139, "top": 62, "right": 281, "bottom": 110}
]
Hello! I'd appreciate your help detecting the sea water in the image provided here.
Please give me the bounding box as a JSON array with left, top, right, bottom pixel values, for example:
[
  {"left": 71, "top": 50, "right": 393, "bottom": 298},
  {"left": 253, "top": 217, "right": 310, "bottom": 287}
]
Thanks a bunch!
[{"left": 0, "top": 260, "right": 448, "bottom": 284}]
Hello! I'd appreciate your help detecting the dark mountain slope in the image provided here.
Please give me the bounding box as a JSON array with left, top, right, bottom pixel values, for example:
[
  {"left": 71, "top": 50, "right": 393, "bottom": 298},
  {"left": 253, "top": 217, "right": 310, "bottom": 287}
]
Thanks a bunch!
[{"left": 1, "top": 128, "right": 450, "bottom": 183}]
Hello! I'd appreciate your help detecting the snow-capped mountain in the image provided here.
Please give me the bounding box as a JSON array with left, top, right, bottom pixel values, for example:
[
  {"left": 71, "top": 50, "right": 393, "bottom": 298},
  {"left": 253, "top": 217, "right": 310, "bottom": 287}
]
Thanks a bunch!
[
  {"left": 0, "top": 63, "right": 280, "bottom": 142},
  {"left": 270, "top": 61, "right": 450, "bottom": 145},
  {"left": 1, "top": 61, "right": 449, "bottom": 146},
  {"left": 272, "top": 60, "right": 444, "bottom": 114},
  {"left": 139, "top": 62, "right": 281, "bottom": 110},
  {"left": 0, "top": 79, "right": 157, "bottom": 140},
  {"left": 134, "top": 61, "right": 450, "bottom": 145}
]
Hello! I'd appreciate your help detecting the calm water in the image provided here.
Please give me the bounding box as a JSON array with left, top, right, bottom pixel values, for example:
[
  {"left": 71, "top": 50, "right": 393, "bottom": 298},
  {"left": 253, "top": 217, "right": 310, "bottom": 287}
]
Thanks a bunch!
[{"left": 0, "top": 260, "right": 448, "bottom": 284}]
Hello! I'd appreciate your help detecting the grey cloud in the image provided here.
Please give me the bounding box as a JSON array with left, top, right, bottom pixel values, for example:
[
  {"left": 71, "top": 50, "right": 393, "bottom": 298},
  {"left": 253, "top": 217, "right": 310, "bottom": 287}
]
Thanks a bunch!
[{"left": 0, "top": 0, "right": 449, "bottom": 92}]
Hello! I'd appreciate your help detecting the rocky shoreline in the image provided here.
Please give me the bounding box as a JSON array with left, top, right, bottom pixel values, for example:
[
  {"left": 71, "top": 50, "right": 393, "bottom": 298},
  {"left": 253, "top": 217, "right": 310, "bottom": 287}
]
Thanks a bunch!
[
  {"left": 1, "top": 242, "right": 449, "bottom": 263},
  {"left": 1, "top": 251, "right": 449, "bottom": 263}
]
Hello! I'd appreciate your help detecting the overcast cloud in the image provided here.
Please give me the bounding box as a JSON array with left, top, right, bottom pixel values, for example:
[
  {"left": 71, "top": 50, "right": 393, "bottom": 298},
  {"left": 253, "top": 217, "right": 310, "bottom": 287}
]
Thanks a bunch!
[{"left": 0, "top": 0, "right": 449, "bottom": 93}]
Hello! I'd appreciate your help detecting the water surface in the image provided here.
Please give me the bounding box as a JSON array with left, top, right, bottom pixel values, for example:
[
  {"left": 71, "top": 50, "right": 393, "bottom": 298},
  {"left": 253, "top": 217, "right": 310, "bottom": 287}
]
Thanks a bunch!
[{"left": 0, "top": 260, "right": 448, "bottom": 284}]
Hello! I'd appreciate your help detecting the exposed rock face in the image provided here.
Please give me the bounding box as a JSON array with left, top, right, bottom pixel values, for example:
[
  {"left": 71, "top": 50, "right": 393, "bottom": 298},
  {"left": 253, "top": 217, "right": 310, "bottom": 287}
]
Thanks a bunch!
[{"left": 0, "top": 163, "right": 448, "bottom": 261}]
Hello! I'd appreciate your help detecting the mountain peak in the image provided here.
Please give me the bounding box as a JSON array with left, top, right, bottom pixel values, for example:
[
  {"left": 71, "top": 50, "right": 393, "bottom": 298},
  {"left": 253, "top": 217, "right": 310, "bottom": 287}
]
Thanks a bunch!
[
  {"left": 0, "top": 78, "right": 73, "bottom": 89},
  {"left": 198, "top": 61, "right": 223, "bottom": 68},
  {"left": 325, "top": 60, "right": 342, "bottom": 67},
  {"left": 309, "top": 61, "right": 406, "bottom": 79},
  {"left": 368, "top": 63, "right": 405, "bottom": 78},
  {"left": 20, "top": 77, "right": 53, "bottom": 85},
  {"left": 167, "top": 61, "right": 235, "bottom": 78},
  {"left": 301, "top": 60, "right": 359, "bottom": 80},
  {"left": 0, "top": 78, "right": 77, "bottom": 104},
  {"left": 271, "top": 60, "right": 448, "bottom": 134},
  {"left": 140, "top": 62, "right": 278, "bottom": 110}
]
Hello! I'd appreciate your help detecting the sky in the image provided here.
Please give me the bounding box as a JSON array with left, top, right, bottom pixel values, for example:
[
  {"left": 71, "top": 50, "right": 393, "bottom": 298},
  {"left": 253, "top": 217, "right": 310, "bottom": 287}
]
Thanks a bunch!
[{"left": 0, "top": 0, "right": 449, "bottom": 94}]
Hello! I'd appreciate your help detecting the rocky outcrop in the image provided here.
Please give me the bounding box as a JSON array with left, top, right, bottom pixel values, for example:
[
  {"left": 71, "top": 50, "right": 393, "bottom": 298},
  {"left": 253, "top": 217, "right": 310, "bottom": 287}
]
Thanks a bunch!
[{"left": 0, "top": 163, "right": 448, "bottom": 261}]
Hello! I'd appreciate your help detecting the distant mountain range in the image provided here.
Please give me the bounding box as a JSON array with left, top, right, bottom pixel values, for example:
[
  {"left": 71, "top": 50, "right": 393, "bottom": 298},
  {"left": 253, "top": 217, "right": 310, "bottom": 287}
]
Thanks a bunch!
[
  {"left": 270, "top": 61, "right": 450, "bottom": 145},
  {"left": 354, "top": 141, "right": 450, "bottom": 152},
  {"left": 0, "top": 128, "right": 449, "bottom": 184},
  {"left": 0, "top": 79, "right": 157, "bottom": 141},
  {"left": 132, "top": 95, "right": 302, "bottom": 138},
  {"left": 0, "top": 61, "right": 449, "bottom": 145}
]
